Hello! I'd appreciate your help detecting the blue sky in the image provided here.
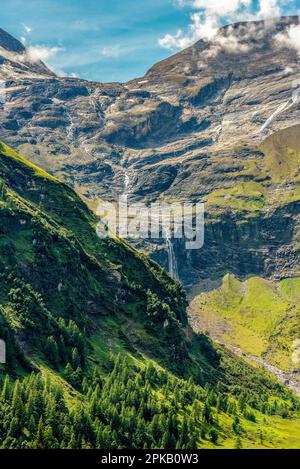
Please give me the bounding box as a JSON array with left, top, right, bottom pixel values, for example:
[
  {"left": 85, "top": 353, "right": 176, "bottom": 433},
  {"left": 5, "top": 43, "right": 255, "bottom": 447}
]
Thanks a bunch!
[{"left": 0, "top": 0, "right": 300, "bottom": 83}]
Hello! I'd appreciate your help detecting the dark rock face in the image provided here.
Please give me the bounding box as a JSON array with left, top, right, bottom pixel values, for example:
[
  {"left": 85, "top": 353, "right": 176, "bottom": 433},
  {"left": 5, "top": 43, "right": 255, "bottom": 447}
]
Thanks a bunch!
[
  {"left": 1, "top": 17, "right": 300, "bottom": 291},
  {"left": 102, "top": 101, "right": 182, "bottom": 148},
  {"left": 163, "top": 202, "right": 300, "bottom": 293},
  {"left": 0, "top": 30, "right": 54, "bottom": 81},
  {"left": 0, "top": 28, "right": 25, "bottom": 53}
]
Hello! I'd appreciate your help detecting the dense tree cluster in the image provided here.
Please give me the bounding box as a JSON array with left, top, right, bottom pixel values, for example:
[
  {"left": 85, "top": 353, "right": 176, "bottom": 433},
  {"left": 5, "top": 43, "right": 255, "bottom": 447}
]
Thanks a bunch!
[
  {"left": 1, "top": 144, "right": 300, "bottom": 450},
  {"left": 6, "top": 277, "right": 86, "bottom": 373},
  {"left": 0, "top": 355, "right": 297, "bottom": 449}
]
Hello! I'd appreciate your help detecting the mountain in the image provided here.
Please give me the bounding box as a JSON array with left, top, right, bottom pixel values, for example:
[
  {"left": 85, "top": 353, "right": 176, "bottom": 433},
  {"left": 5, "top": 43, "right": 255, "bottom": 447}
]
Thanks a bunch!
[
  {"left": 1, "top": 17, "right": 300, "bottom": 448},
  {"left": 1, "top": 142, "right": 300, "bottom": 449},
  {"left": 0, "top": 140, "right": 190, "bottom": 373},
  {"left": 0, "top": 17, "right": 299, "bottom": 284},
  {"left": 0, "top": 28, "right": 54, "bottom": 81},
  {"left": 0, "top": 28, "right": 26, "bottom": 54}
]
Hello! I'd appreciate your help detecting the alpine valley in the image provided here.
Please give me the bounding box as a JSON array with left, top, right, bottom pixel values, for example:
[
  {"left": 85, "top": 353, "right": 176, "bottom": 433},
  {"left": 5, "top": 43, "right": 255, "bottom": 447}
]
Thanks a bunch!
[{"left": 1, "top": 16, "right": 300, "bottom": 449}]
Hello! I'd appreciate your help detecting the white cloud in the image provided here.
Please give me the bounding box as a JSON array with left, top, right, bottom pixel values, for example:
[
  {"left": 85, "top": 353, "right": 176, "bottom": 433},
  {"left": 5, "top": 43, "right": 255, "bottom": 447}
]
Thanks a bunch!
[
  {"left": 213, "top": 27, "right": 251, "bottom": 54},
  {"left": 275, "top": 23, "right": 300, "bottom": 53},
  {"left": 27, "top": 45, "right": 63, "bottom": 63},
  {"left": 257, "top": 0, "right": 282, "bottom": 18},
  {"left": 192, "top": 0, "right": 251, "bottom": 16},
  {"left": 101, "top": 44, "right": 121, "bottom": 58},
  {"left": 18, "top": 23, "right": 63, "bottom": 67},
  {"left": 21, "top": 23, "right": 32, "bottom": 34},
  {"left": 53, "top": 69, "right": 80, "bottom": 78},
  {"left": 160, "top": 0, "right": 287, "bottom": 52},
  {"left": 159, "top": 13, "right": 218, "bottom": 50},
  {"left": 20, "top": 22, "right": 32, "bottom": 46},
  {"left": 175, "top": 0, "right": 252, "bottom": 16},
  {"left": 158, "top": 31, "right": 184, "bottom": 50}
]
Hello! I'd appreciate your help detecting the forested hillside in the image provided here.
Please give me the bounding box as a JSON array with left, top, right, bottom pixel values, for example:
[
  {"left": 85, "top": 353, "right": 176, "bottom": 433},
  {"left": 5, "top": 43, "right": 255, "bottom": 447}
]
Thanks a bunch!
[{"left": 1, "top": 143, "right": 300, "bottom": 449}]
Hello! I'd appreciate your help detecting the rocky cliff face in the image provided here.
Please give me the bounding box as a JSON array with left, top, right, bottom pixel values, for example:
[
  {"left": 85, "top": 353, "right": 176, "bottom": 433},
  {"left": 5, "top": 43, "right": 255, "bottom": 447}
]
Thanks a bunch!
[
  {"left": 0, "top": 28, "right": 54, "bottom": 81},
  {"left": 1, "top": 17, "right": 300, "bottom": 293}
]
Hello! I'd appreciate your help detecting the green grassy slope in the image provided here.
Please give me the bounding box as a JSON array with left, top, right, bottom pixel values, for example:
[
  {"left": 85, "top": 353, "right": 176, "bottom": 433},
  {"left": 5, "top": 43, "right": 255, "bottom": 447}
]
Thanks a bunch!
[
  {"left": 201, "top": 124, "right": 300, "bottom": 216},
  {"left": 189, "top": 274, "right": 300, "bottom": 371},
  {"left": 0, "top": 141, "right": 190, "bottom": 372},
  {"left": 1, "top": 142, "right": 300, "bottom": 449}
]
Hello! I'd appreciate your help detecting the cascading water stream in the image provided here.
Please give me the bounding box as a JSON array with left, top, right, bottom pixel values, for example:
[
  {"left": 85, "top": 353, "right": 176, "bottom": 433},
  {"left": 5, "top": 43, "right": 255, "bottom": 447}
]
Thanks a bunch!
[
  {"left": 121, "top": 171, "right": 131, "bottom": 201},
  {"left": 165, "top": 233, "right": 178, "bottom": 280},
  {"left": 121, "top": 172, "right": 179, "bottom": 280},
  {"left": 260, "top": 100, "right": 291, "bottom": 133},
  {"left": 260, "top": 86, "right": 300, "bottom": 134}
]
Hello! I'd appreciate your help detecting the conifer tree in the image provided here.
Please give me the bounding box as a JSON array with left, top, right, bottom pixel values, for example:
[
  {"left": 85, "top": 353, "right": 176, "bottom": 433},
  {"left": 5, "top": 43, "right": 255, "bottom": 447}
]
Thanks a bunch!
[{"left": 33, "top": 417, "right": 46, "bottom": 449}]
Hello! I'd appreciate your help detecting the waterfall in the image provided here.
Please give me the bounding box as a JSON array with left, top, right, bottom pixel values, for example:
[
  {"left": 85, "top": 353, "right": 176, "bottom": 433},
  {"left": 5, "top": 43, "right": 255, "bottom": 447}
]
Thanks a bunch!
[
  {"left": 166, "top": 234, "right": 178, "bottom": 280},
  {"left": 124, "top": 173, "right": 130, "bottom": 196},
  {"left": 260, "top": 100, "right": 291, "bottom": 133},
  {"left": 121, "top": 172, "right": 179, "bottom": 280},
  {"left": 121, "top": 172, "right": 130, "bottom": 201},
  {"left": 260, "top": 88, "right": 300, "bottom": 134},
  {"left": 66, "top": 110, "right": 76, "bottom": 139}
]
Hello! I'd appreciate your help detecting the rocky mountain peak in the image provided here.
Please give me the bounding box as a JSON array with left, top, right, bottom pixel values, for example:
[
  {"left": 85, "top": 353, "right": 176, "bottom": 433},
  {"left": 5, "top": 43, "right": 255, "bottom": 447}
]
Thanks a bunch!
[
  {"left": 143, "top": 16, "right": 300, "bottom": 86},
  {"left": 0, "top": 28, "right": 54, "bottom": 81},
  {"left": 0, "top": 27, "right": 25, "bottom": 53}
]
